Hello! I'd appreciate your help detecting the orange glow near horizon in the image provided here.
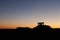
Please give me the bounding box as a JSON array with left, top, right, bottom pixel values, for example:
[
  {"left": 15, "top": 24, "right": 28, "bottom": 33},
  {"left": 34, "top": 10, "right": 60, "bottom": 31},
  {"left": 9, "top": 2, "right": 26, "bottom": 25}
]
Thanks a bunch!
[
  {"left": 0, "top": 23, "right": 36, "bottom": 29},
  {"left": 0, "top": 23, "right": 60, "bottom": 29}
]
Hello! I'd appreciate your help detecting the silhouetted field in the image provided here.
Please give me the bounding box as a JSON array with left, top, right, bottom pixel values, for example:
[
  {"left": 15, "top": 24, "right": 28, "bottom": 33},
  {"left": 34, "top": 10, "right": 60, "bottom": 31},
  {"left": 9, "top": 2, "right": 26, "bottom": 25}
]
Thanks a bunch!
[
  {"left": 0, "top": 29, "right": 16, "bottom": 32},
  {"left": 0, "top": 22, "right": 60, "bottom": 33}
]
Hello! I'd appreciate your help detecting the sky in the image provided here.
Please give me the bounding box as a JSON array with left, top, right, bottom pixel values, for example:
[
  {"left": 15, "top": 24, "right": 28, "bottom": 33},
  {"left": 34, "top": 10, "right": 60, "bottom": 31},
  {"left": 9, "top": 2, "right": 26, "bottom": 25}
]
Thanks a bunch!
[{"left": 0, "top": 0, "right": 60, "bottom": 29}]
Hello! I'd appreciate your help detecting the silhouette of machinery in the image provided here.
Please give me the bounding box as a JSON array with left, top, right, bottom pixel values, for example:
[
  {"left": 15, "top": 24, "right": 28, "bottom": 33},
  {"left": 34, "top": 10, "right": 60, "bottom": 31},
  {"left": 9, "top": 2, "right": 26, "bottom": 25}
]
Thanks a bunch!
[{"left": 38, "top": 22, "right": 44, "bottom": 26}]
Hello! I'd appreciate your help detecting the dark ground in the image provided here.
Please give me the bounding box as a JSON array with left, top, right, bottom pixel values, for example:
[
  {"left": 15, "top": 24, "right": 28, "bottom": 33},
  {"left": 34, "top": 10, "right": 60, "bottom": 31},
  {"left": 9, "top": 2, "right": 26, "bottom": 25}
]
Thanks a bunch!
[{"left": 0, "top": 28, "right": 60, "bottom": 33}]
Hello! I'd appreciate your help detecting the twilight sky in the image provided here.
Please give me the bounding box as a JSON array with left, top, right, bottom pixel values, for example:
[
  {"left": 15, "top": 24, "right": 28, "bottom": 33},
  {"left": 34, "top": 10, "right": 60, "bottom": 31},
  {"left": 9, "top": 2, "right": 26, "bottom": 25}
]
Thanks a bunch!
[{"left": 0, "top": 0, "right": 60, "bottom": 29}]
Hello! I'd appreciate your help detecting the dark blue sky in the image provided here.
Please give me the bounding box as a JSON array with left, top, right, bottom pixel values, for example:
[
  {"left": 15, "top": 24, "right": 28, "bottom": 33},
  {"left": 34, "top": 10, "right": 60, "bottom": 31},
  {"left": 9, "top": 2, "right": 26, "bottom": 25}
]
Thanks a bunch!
[{"left": 0, "top": 0, "right": 60, "bottom": 28}]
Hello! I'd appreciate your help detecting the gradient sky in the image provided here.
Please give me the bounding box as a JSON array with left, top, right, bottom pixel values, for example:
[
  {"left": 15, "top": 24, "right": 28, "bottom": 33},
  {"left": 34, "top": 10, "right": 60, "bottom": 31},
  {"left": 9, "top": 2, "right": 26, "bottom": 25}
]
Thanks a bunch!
[{"left": 0, "top": 0, "right": 60, "bottom": 29}]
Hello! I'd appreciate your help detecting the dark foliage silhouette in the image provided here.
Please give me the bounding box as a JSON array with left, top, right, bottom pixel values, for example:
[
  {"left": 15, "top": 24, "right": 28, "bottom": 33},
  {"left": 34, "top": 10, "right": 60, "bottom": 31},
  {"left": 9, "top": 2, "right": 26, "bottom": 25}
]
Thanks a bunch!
[
  {"left": 33, "top": 22, "right": 52, "bottom": 32},
  {"left": 16, "top": 27, "right": 31, "bottom": 32},
  {"left": 16, "top": 22, "right": 53, "bottom": 32}
]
